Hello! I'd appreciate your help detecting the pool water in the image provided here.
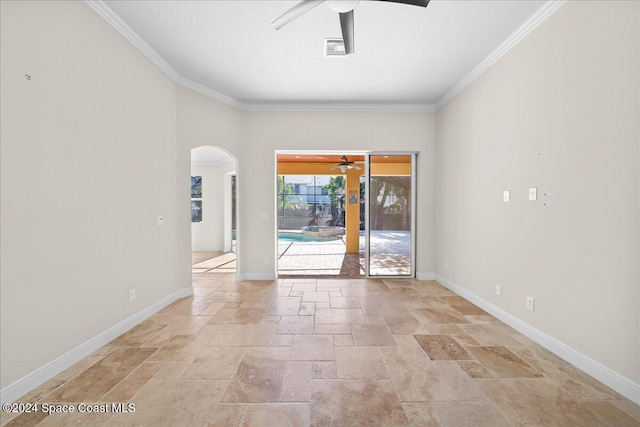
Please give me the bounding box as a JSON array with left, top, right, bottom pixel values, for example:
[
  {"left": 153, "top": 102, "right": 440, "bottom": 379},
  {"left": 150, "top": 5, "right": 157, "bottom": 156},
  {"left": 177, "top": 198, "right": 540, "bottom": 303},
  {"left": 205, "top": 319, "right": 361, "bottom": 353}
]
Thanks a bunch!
[{"left": 278, "top": 232, "right": 341, "bottom": 243}]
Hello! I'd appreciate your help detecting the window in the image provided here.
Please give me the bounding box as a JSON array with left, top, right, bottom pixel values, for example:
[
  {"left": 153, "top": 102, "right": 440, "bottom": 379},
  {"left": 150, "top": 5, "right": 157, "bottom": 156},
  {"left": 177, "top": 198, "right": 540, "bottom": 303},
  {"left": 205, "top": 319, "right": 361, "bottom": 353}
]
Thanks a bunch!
[
  {"left": 191, "top": 176, "right": 202, "bottom": 222},
  {"left": 278, "top": 175, "right": 345, "bottom": 230}
]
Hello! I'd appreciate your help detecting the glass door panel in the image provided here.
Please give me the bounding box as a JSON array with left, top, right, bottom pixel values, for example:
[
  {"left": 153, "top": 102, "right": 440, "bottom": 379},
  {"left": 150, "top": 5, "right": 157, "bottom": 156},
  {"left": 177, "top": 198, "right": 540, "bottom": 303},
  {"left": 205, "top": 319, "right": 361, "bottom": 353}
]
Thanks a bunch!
[{"left": 366, "top": 154, "right": 415, "bottom": 276}]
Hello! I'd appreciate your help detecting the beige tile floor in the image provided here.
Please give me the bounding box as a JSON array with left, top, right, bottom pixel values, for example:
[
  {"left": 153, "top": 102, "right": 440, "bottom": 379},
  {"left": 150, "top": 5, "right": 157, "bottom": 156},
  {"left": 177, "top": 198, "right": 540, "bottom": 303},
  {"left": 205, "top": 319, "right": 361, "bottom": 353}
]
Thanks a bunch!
[
  {"left": 192, "top": 252, "right": 237, "bottom": 274},
  {"left": 2, "top": 275, "right": 639, "bottom": 427}
]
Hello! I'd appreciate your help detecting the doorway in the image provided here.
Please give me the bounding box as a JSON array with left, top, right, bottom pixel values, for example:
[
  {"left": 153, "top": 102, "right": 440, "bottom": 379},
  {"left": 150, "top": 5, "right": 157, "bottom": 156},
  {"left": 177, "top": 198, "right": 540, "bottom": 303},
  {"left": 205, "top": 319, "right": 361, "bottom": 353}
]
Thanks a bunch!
[
  {"left": 275, "top": 151, "right": 416, "bottom": 278},
  {"left": 190, "top": 146, "right": 237, "bottom": 275},
  {"left": 365, "top": 154, "right": 415, "bottom": 277}
]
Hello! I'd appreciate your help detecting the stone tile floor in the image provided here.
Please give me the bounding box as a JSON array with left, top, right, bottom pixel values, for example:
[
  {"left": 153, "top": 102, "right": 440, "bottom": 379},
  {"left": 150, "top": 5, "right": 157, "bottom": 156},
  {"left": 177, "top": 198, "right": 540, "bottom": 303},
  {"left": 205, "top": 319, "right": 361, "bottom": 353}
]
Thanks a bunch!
[
  {"left": 192, "top": 252, "right": 237, "bottom": 274},
  {"left": 3, "top": 275, "right": 639, "bottom": 426}
]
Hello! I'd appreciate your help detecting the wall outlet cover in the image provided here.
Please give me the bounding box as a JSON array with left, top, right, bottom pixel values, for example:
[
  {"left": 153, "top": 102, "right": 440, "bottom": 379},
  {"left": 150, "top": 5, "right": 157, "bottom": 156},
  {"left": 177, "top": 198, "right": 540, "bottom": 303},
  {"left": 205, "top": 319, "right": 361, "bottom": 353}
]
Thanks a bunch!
[
  {"left": 526, "top": 296, "right": 535, "bottom": 311},
  {"left": 529, "top": 187, "right": 537, "bottom": 201},
  {"left": 503, "top": 190, "right": 510, "bottom": 202}
]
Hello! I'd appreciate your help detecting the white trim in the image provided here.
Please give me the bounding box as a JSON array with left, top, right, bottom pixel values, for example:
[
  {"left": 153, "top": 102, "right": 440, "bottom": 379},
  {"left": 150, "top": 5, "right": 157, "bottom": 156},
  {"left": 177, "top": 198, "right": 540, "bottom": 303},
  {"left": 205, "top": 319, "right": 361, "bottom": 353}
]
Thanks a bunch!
[
  {"left": 0, "top": 287, "right": 193, "bottom": 405},
  {"left": 241, "top": 102, "right": 436, "bottom": 113},
  {"left": 83, "top": 1, "right": 180, "bottom": 82},
  {"left": 434, "top": 274, "right": 640, "bottom": 404},
  {"left": 237, "top": 273, "right": 277, "bottom": 282},
  {"left": 82, "top": 1, "right": 431, "bottom": 113},
  {"left": 416, "top": 272, "right": 435, "bottom": 281},
  {"left": 176, "top": 76, "right": 246, "bottom": 111},
  {"left": 435, "top": 0, "right": 566, "bottom": 110}
]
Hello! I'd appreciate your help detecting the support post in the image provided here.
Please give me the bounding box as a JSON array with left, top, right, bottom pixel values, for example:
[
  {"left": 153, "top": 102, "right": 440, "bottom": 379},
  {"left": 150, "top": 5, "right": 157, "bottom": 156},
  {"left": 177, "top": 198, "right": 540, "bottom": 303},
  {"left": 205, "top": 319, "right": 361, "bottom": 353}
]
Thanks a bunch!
[{"left": 345, "top": 169, "right": 361, "bottom": 254}]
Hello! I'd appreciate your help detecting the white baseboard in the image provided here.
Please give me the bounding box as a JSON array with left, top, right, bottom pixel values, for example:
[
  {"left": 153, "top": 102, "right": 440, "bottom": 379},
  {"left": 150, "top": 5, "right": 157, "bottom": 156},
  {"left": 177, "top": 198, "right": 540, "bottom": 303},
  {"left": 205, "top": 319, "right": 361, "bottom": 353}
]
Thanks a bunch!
[
  {"left": 416, "top": 272, "right": 435, "bottom": 280},
  {"left": 237, "top": 273, "right": 277, "bottom": 282},
  {"left": 434, "top": 274, "right": 640, "bottom": 405},
  {"left": 0, "top": 287, "right": 194, "bottom": 405}
]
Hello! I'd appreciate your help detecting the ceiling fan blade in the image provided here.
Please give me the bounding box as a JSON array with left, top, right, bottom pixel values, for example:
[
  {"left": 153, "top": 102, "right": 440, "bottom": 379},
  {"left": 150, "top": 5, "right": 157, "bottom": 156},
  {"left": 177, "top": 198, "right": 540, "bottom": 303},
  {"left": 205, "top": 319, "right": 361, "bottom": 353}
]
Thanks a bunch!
[
  {"left": 272, "top": 0, "right": 325, "bottom": 30},
  {"left": 339, "top": 10, "right": 355, "bottom": 54},
  {"left": 373, "top": 0, "right": 429, "bottom": 7},
  {"left": 352, "top": 164, "right": 362, "bottom": 170}
]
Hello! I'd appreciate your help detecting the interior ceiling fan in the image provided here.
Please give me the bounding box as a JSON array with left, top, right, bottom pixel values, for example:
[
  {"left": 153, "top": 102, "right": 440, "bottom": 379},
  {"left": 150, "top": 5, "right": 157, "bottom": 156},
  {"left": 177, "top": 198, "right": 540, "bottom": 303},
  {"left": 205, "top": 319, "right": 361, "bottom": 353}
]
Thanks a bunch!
[
  {"left": 272, "top": 0, "right": 430, "bottom": 55},
  {"left": 330, "top": 156, "right": 362, "bottom": 173}
]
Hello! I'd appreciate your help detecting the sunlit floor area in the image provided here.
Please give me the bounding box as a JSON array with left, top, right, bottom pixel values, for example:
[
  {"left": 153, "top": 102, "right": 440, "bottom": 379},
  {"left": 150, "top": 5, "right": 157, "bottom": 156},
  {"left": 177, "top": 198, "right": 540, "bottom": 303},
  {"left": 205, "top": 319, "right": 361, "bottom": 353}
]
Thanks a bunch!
[
  {"left": 4, "top": 275, "right": 637, "bottom": 426},
  {"left": 366, "top": 230, "right": 411, "bottom": 276},
  {"left": 278, "top": 238, "right": 364, "bottom": 277},
  {"left": 192, "top": 251, "right": 236, "bottom": 274},
  {"left": 278, "top": 231, "right": 411, "bottom": 277}
]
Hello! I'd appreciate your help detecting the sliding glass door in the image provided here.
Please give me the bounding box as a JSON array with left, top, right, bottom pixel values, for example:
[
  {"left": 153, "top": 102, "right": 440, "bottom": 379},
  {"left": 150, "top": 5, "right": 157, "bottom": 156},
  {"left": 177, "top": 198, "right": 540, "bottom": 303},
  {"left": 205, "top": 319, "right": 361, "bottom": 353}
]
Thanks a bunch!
[{"left": 365, "top": 153, "right": 416, "bottom": 277}]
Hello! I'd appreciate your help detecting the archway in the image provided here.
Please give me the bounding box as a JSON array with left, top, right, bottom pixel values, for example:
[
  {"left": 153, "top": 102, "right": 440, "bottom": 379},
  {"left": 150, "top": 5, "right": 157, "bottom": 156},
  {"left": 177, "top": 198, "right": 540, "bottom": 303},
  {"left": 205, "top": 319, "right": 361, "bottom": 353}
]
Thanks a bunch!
[{"left": 190, "top": 146, "right": 238, "bottom": 278}]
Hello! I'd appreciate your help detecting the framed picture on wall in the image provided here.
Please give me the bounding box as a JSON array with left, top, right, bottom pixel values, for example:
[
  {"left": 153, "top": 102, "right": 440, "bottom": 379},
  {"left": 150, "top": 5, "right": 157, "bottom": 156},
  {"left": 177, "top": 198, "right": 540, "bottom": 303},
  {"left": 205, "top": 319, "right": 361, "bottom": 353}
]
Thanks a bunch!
[
  {"left": 191, "top": 176, "right": 203, "bottom": 222},
  {"left": 191, "top": 200, "right": 202, "bottom": 223},
  {"left": 191, "top": 176, "right": 202, "bottom": 198}
]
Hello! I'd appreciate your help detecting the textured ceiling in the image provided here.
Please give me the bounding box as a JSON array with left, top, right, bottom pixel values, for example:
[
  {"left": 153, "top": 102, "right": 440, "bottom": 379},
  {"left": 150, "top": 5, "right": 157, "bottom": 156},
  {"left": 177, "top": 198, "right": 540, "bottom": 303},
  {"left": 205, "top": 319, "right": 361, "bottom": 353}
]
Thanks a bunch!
[{"left": 103, "top": 0, "right": 549, "bottom": 108}]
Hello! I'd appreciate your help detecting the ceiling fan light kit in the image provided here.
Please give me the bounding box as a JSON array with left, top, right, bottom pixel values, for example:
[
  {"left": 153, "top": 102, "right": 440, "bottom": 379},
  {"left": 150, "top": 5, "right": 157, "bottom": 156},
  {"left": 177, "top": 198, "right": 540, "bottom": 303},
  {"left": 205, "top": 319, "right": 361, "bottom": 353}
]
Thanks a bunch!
[
  {"left": 272, "top": 0, "right": 430, "bottom": 56},
  {"left": 330, "top": 156, "right": 362, "bottom": 173}
]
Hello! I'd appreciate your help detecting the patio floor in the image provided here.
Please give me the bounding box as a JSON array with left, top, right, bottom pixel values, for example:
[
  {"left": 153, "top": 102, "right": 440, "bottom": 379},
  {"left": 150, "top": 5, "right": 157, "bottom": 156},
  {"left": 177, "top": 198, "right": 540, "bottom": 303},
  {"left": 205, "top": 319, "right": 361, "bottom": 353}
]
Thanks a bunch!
[{"left": 278, "top": 231, "right": 410, "bottom": 277}]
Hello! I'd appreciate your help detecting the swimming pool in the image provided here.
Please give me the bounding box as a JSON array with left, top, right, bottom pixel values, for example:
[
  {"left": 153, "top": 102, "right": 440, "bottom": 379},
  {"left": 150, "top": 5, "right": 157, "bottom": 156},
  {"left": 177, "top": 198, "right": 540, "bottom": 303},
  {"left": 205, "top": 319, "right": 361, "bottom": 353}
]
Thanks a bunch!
[{"left": 278, "top": 232, "right": 341, "bottom": 243}]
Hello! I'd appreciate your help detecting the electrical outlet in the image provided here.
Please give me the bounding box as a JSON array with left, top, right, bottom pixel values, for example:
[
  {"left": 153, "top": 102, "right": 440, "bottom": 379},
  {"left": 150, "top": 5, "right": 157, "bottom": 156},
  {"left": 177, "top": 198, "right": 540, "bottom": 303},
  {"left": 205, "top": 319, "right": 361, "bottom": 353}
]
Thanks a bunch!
[
  {"left": 129, "top": 289, "right": 136, "bottom": 302},
  {"left": 503, "top": 190, "right": 510, "bottom": 202},
  {"left": 155, "top": 216, "right": 164, "bottom": 226},
  {"left": 529, "top": 187, "right": 538, "bottom": 201},
  {"left": 526, "top": 296, "right": 535, "bottom": 311},
  {"left": 496, "top": 285, "right": 502, "bottom": 296},
  {"left": 444, "top": 262, "right": 448, "bottom": 270}
]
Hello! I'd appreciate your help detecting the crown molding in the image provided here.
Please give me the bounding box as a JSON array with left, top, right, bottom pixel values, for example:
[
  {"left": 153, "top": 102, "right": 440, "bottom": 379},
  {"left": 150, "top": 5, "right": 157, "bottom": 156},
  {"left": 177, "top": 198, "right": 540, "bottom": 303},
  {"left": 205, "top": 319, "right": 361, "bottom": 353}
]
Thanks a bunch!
[
  {"left": 86, "top": 0, "right": 563, "bottom": 114},
  {"left": 176, "top": 76, "right": 246, "bottom": 111},
  {"left": 84, "top": 0, "right": 180, "bottom": 82},
  {"left": 239, "top": 102, "right": 437, "bottom": 113},
  {"left": 435, "top": 0, "right": 566, "bottom": 110},
  {"left": 83, "top": 0, "right": 436, "bottom": 113}
]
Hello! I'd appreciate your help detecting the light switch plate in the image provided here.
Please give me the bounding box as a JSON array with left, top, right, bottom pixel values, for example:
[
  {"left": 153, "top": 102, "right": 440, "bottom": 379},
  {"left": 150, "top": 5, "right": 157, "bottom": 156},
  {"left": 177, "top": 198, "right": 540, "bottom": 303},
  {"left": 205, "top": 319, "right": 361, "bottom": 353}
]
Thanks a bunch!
[
  {"left": 529, "top": 187, "right": 538, "bottom": 201},
  {"left": 503, "top": 191, "right": 510, "bottom": 202},
  {"left": 259, "top": 214, "right": 269, "bottom": 222}
]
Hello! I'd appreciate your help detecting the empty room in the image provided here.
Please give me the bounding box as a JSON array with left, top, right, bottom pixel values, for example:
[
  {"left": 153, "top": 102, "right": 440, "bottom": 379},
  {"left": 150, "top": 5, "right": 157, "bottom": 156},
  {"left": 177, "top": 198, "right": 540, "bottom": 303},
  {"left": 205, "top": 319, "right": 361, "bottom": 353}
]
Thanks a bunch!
[{"left": 1, "top": 0, "right": 638, "bottom": 426}]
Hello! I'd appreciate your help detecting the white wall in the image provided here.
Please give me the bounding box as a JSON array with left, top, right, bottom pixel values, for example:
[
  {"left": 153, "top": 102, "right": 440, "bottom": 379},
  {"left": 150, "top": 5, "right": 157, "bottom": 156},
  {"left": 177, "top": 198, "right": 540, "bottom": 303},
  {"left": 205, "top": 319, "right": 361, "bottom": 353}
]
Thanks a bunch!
[
  {"left": 242, "top": 112, "right": 436, "bottom": 278},
  {"left": 176, "top": 88, "right": 437, "bottom": 280},
  {"left": 191, "top": 161, "right": 236, "bottom": 251},
  {"left": 0, "top": 1, "right": 182, "bottom": 388},
  {"left": 436, "top": 0, "right": 639, "bottom": 385},
  {"left": 176, "top": 87, "right": 244, "bottom": 278}
]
